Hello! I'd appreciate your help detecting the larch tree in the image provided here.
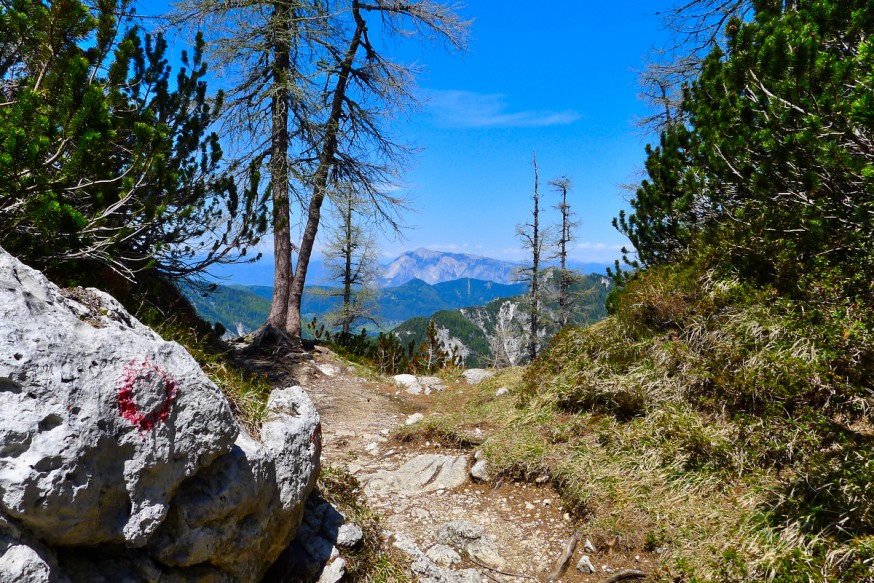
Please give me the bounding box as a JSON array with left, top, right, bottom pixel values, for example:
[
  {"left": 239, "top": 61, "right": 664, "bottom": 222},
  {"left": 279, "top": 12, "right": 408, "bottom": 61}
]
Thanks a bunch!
[
  {"left": 283, "top": 0, "right": 469, "bottom": 337},
  {"left": 516, "top": 153, "right": 551, "bottom": 361},
  {"left": 172, "top": 0, "right": 469, "bottom": 339},
  {"left": 321, "top": 183, "right": 379, "bottom": 335},
  {"left": 549, "top": 176, "right": 584, "bottom": 330},
  {"left": 639, "top": 0, "right": 754, "bottom": 129},
  {"left": 169, "top": 0, "right": 327, "bottom": 331}
]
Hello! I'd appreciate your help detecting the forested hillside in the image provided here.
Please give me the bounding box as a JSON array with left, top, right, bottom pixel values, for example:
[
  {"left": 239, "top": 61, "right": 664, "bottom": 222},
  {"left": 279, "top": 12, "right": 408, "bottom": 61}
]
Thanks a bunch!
[
  {"left": 394, "top": 272, "right": 611, "bottom": 367},
  {"left": 183, "top": 278, "right": 528, "bottom": 336}
]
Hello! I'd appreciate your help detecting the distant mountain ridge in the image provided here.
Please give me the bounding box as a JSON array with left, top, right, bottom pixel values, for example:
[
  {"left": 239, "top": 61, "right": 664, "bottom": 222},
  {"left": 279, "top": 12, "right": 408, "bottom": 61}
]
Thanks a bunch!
[{"left": 379, "top": 248, "right": 521, "bottom": 287}]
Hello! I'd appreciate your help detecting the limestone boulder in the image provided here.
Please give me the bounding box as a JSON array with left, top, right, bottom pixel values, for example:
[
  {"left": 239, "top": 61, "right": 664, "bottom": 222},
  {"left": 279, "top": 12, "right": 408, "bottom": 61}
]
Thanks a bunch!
[
  {"left": 0, "top": 248, "right": 322, "bottom": 581},
  {"left": 0, "top": 248, "right": 238, "bottom": 546},
  {"left": 150, "top": 386, "right": 320, "bottom": 580}
]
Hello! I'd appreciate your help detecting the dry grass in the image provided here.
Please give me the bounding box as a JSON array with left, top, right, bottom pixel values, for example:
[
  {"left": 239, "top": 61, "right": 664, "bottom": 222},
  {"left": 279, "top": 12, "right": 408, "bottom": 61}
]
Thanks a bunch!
[{"left": 398, "top": 263, "right": 874, "bottom": 581}]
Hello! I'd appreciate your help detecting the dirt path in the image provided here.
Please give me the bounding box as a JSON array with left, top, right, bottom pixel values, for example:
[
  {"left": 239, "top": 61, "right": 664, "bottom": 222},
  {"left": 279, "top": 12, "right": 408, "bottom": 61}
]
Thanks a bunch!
[{"left": 282, "top": 347, "right": 649, "bottom": 583}]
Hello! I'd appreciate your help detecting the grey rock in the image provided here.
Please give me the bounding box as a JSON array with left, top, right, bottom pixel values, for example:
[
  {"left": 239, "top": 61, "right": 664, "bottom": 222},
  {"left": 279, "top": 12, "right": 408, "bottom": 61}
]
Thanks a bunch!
[
  {"left": 317, "top": 557, "right": 346, "bottom": 583},
  {"left": 456, "top": 570, "right": 483, "bottom": 583},
  {"left": 426, "top": 544, "right": 461, "bottom": 566},
  {"left": 418, "top": 376, "right": 446, "bottom": 395},
  {"left": 494, "top": 387, "right": 509, "bottom": 397},
  {"left": 0, "top": 248, "right": 321, "bottom": 582},
  {"left": 150, "top": 386, "right": 321, "bottom": 580},
  {"left": 393, "top": 374, "right": 420, "bottom": 394},
  {"left": 315, "top": 363, "right": 340, "bottom": 377},
  {"left": 462, "top": 369, "right": 494, "bottom": 385},
  {"left": 363, "top": 454, "right": 469, "bottom": 495},
  {"left": 470, "top": 459, "right": 490, "bottom": 482},
  {"left": 583, "top": 537, "right": 596, "bottom": 553},
  {"left": 335, "top": 523, "right": 363, "bottom": 548},
  {"left": 0, "top": 249, "right": 238, "bottom": 547},
  {"left": 437, "top": 521, "right": 505, "bottom": 570},
  {"left": 576, "top": 554, "right": 596, "bottom": 574},
  {"left": 405, "top": 412, "right": 425, "bottom": 425},
  {"left": 392, "top": 532, "right": 423, "bottom": 558},
  {"left": 0, "top": 516, "right": 58, "bottom": 583},
  {"left": 394, "top": 534, "right": 481, "bottom": 583},
  {"left": 0, "top": 543, "right": 53, "bottom": 583}
]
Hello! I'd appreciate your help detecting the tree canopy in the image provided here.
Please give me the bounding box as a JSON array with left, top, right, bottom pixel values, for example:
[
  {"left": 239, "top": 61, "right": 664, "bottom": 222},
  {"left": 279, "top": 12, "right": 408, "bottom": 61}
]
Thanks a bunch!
[
  {"left": 0, "top": 0, "right": 267, "bottom": 282},
  {"left": 618, "top": 0, "right": 874, "bottom": 300}
]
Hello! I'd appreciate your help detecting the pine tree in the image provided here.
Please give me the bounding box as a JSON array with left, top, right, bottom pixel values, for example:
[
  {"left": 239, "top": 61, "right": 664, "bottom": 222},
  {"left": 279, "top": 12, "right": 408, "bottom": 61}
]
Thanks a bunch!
[
  {"left": 619, "top": 0, "right": 874, "bottom": 296},
  {"left": 0, "top": 0, "right": 267, "bottom": 281}
]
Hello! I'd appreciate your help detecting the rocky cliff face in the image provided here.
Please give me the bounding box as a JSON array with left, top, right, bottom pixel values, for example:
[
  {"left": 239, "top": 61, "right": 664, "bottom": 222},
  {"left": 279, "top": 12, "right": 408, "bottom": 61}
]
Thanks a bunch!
[{"left": 0, "top": 248, "right": 320, "bottom": 582}]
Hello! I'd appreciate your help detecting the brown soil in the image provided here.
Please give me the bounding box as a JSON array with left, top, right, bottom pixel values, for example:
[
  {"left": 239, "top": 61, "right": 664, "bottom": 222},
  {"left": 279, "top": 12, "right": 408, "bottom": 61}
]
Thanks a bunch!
[{"left": 275, "top": 346, "right": 657, "bottom": 582}]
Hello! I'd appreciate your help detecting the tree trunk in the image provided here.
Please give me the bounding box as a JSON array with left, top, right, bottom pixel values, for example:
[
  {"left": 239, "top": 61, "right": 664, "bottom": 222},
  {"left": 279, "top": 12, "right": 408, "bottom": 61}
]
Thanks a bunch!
[
  {"left": 529, "top": 152, "right": 540, "bottom": 362},
  {"left": 285, "top": 2, "right": 365, "bottom": 337},
  {"left": 266, "top": 1, "right": 292, "bottom": 329},
  {"left": 342, "top": 193, "right": 353, "bottom": 334},
  {"left": 559, "top": 182, "right": 569, "bottom": 329}
]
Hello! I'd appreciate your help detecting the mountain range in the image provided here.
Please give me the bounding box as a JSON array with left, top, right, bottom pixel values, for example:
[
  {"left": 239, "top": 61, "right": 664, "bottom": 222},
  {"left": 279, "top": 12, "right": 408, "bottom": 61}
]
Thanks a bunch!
[
  {"left": 379, "top": 248, "right": 521, "bottom": 287},
  {"left": 207, "top": 248, "right": 611, "bottom": 288}
]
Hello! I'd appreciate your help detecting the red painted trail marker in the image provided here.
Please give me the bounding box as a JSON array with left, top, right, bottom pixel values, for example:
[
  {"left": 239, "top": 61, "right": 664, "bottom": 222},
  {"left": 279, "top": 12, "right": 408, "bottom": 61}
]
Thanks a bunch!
[{"left": 116, "top": 358, "right": 177, "bottom": 434}]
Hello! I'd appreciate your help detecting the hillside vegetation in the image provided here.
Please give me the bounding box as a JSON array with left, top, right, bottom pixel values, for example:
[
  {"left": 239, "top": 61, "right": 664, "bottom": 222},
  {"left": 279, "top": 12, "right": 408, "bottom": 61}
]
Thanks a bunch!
[
  {"left": 393, "top": 272, "right": 611, "bottom": 367},
  {"left": 183, "top": 278, "right": 528, "bottom": 337},
  {"left": 404, "top": 2, "right": 874, "bottom": 580}
]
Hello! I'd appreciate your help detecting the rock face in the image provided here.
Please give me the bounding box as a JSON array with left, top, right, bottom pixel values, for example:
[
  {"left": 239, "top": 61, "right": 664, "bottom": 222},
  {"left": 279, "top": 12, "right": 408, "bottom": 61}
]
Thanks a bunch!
[{"left": 0, "top": 247, "right": 320, "bottom": 581}]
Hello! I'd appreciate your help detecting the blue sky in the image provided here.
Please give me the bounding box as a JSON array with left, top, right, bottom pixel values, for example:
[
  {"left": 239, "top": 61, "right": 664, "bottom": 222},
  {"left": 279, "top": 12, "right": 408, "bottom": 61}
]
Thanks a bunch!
[{"left": 139, "top": 1, "right": 669, "bottom": 282}]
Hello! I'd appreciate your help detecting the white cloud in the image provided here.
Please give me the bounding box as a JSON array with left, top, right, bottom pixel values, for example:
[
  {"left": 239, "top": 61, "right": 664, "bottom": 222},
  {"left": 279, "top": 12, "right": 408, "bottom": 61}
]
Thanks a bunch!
[{"left": 426, "top": 90, "right": 581, "bottom": 129}]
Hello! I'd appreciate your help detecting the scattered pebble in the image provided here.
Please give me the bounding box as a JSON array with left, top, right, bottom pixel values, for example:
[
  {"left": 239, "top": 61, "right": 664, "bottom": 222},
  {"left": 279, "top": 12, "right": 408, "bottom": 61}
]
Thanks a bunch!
[
  {"left": 576, "top": 555, "right": 596, "bottom": 574},
  {"left": 404, "top": 413, "right": 424, "bottom": 425}
]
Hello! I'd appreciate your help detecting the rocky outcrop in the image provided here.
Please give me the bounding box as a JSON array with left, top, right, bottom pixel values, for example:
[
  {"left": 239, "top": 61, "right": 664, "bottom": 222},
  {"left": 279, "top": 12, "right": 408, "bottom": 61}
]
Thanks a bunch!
[{"left": 0, "top": 248, "right": 320, "bottom": 581}]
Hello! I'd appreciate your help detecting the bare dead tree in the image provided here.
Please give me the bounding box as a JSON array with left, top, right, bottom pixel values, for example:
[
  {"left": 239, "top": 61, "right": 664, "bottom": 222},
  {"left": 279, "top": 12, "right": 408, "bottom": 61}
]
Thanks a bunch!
[
  {"left": 549, "top": 175, "right": 584, "bottom": 330},
  {"left": 517, "top": 153, "right": 553, "bottom": 362}
]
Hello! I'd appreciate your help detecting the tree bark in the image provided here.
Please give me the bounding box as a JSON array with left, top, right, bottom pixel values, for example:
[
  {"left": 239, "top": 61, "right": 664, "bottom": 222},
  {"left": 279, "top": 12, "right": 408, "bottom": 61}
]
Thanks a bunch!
[
  {"left": 342, "top": 193, "right": 353, "bottom": 334},
  {"left": 266, "top": 1, "right": 292, "bottom": 329},
  {"left": 528, "top": 152, "right": 540, "bottom": 362},
  {"left": 285, "top": 1, "right": 365, "bottom": 337}
]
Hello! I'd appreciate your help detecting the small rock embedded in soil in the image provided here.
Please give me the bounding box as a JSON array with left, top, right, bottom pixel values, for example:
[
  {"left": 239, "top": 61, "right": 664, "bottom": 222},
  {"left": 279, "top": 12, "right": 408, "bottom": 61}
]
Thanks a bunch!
[
  {"left": 470, "top": 459, "right": 490, "bottom": 482},
  {"left": 426, "top": 543, "right": 462, "bottom": 566},
  {"left": 577, "top": 554, "right": 596, "bottom": 574},
  {"left": 316, "top": 557, "right": 345, "bottom": 583},
  {"left": 437, "top": 520, "right": 506, "bottom": 570},
  {"left": 405, "top": 412, "right": 424, "bottom": 425},
  {"left": 335, "top": 523, "right": 363, "bottom": 548}
]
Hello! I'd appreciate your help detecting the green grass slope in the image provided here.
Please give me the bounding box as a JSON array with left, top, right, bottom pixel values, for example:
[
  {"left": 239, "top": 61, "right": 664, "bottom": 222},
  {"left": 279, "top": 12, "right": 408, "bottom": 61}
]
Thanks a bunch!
[{"left": 466, "top": 257, "right": 874, "bottom": 581}]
